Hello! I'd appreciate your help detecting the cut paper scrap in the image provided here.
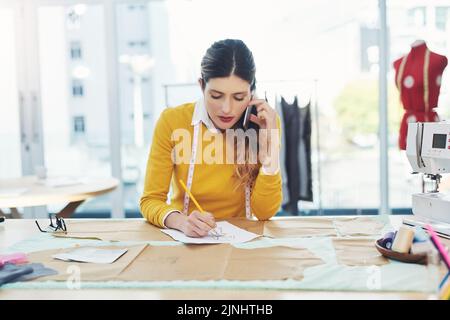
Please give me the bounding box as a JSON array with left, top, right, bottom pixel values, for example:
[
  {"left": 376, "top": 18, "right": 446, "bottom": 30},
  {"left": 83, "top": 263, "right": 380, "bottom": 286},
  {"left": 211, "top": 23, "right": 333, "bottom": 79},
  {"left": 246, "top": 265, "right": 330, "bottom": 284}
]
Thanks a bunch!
[
  {"left": 161, "top": 221, "right": 260, "bottom": 244},
  {"left": 53, "top": 219, "right": 173, "bottom": 242},
  {"left": 332, "top": 238, "right": 389, "bottom": 266},
  {"left": 333, "top": 216, "right": 386, "bottom": 237},
  {"left": 26, "top": 244, "right": 147, "bottom": 281},
  {"left": 52, "top": 247, "right": 128, "bottom": 264},
  {"left": 264, "top": 218, "right": 337, "bottom": 238}
]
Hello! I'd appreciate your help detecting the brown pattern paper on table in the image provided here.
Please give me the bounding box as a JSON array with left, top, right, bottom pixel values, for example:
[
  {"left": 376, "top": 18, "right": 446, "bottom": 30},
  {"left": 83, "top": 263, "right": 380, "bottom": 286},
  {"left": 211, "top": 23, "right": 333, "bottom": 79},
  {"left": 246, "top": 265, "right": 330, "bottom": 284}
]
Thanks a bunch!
[
  {"left": 223, "top": 246, "right": 324, "bottom": 281},
  {"left": 27, "top": 244, "right": 324, "bottom": 282},
  {"left": 333, "top": 217, "right": 385, "bottom": 237},
  {"left": 264, "top": 218, "right": 337, "bottom": 238},
  {"left": 225, "top": 218, "right": 265, "bottom": 236},
  {"left": 332, "top": 238, "right": 389, "bottom": 266}
]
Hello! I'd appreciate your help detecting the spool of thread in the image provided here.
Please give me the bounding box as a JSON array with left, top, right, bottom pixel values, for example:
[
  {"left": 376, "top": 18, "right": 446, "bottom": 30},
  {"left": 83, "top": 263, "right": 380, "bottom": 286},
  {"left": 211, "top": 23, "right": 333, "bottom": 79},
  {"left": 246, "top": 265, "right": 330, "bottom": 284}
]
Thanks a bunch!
[
  {"left": 392, "top": 225, "right": 415, "bottom": 253},
  {"left": 413, "top": 226, "right": 429, "bottom": 243},
  {"left": 380, "top": 231, "right": 396, "bottom": 250}
]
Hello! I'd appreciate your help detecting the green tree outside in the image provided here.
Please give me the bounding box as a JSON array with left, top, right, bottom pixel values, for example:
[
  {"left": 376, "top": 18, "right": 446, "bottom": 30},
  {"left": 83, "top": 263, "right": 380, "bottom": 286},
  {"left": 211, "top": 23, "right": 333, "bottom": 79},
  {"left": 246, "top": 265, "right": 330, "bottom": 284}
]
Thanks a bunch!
[{"left": 334, "top": 78, "right": 403, "bottom": 142}]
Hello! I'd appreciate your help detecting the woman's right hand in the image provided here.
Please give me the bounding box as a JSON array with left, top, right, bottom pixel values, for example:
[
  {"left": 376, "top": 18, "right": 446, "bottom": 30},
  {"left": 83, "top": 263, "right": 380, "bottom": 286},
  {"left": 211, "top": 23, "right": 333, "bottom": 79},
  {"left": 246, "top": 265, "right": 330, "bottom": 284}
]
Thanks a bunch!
[
  {"left": 165, "top": 210, "right": 217, "bottom": 237},
  {"left": 181, "top": 210, "right": 217, "bottom": 237}
]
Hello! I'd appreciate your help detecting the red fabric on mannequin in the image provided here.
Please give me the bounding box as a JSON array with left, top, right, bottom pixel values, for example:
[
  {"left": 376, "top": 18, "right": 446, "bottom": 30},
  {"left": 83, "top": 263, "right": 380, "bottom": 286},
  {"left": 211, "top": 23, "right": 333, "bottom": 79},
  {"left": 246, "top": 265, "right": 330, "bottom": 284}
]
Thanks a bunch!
[{"left": 393, "top": 41, "right": 447, "bottom": 150}]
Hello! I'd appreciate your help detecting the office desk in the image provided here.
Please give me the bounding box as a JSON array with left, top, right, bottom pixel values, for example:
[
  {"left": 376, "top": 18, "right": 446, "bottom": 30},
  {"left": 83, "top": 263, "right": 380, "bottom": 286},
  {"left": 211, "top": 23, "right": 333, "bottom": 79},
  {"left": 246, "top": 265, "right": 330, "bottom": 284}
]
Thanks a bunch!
[
  {"left": 0, "top": 216, "right": 444, "bottom": 300},
  {"left": 0, "top": 176, "right": 118, "bottom": 218}
]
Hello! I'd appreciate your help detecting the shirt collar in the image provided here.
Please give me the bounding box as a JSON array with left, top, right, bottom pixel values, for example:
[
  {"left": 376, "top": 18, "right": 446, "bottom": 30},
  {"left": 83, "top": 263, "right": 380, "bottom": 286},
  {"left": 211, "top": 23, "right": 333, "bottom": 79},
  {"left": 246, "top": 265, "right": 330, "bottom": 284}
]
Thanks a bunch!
[{"left": 191, "top": 98, "right": 220, "bottom": 133}]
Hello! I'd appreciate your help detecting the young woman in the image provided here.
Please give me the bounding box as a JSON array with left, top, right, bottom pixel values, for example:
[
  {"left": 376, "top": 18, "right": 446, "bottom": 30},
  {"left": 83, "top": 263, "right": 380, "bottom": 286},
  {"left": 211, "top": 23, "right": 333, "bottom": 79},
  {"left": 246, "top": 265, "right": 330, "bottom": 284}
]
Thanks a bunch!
[{"left": 140, "top": 39, "right": 282, "bottom": 237}]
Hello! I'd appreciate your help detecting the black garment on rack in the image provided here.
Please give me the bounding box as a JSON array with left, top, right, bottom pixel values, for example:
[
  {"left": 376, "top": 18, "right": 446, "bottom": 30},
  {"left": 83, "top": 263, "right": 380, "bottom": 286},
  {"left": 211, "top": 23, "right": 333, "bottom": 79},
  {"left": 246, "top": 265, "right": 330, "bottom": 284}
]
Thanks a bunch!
[{"left": 281, "top": 96, "right": 313, "bottom": 215}]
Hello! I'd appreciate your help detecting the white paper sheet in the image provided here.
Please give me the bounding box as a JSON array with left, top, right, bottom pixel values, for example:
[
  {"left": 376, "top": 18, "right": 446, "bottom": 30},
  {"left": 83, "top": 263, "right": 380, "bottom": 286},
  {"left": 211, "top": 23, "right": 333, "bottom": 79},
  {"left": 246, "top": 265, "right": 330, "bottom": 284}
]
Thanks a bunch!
[
  {"left": 52, "top": 247, "right": 128, "bottom": 264},
  {"left": 161, "top": 221, "right": 260, "bottom": 244}
]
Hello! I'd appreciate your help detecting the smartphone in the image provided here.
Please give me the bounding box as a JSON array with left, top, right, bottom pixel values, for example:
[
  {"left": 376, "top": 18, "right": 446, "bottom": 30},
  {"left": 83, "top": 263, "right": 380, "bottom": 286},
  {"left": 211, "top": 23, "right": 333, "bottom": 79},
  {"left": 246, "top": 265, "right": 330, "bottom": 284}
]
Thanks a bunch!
[
  {"left": 242, "top": 105, "right": 255, "bottom": 129},
  {"left": 239, "top": 92, "right": 260, "bottom": 130}
]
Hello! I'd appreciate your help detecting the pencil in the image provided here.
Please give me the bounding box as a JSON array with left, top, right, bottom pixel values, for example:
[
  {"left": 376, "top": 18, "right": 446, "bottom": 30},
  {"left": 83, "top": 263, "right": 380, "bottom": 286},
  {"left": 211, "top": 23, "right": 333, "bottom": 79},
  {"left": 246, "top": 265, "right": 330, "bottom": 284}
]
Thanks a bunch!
[
  {"left": 439, "top": 271, "right": 450, "bottom": 290},
  {"left": 440, "top": 279, "right": 450, "bottom": 300},
  {"left": 179, "top": 179, "right": 219, "bottom": 236},
  {"left": 425, "top": 224, "right": 450, "bottom": 271},
  {"left": 179, "top": 179, "right": 204, "bottom": 213}
]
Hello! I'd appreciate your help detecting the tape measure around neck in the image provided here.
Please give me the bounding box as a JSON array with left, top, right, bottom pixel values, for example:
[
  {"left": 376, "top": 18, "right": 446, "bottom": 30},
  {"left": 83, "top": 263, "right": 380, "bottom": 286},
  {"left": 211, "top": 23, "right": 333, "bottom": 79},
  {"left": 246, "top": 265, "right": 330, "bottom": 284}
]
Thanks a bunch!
[
  {"left": 245, "top": 183, "right": 252, "bottom": 219},
  {"left": 396, "top": 48, "right": 431, "bottom": 119},
  {"left": 182, "top": 123, "right": 200, "bottom": 215},
  {"left": 183, "top": 122, "right": 252, "bottom": 219}
]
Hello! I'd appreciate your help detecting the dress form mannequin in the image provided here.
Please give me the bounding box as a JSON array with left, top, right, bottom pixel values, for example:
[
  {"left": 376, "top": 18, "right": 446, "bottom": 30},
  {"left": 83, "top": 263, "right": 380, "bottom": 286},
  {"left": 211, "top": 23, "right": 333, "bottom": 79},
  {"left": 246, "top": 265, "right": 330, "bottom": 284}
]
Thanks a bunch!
[{"left": 393, "top": 40, "right": 448, "bottom": 150}]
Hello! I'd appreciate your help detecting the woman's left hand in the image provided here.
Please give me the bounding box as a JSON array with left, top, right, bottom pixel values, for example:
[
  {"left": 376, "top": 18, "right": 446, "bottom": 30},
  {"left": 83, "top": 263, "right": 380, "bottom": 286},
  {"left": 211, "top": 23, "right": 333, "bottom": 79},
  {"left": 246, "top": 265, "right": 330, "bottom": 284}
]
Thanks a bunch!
[
  {"left": 248, "top": 99, "right": 277, "bottom": 130},
  {"left": 248, "top": 99, "right": 280, "bottom": 173}
]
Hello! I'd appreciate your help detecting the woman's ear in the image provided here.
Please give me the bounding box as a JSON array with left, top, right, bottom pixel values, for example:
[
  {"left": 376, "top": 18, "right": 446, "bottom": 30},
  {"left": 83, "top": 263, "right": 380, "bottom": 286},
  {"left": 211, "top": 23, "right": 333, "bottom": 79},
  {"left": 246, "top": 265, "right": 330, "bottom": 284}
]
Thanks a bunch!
[{"left": 198, "top": 78, "right": 205, "bottom": 91}]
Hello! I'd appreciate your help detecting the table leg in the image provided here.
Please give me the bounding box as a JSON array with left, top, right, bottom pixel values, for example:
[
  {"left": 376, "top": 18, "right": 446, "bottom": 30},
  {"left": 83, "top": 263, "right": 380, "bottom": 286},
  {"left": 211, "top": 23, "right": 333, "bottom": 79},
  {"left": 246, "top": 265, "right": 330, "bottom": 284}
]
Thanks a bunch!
[
  {"left": 10, "top": 208, "right": 22, "bottom": 218},
  {"left": 0, "top": 208, "right": 22, "bottom": 218},
  {"left": 56, "top": 200, "right": 85, "bottom": 218}
]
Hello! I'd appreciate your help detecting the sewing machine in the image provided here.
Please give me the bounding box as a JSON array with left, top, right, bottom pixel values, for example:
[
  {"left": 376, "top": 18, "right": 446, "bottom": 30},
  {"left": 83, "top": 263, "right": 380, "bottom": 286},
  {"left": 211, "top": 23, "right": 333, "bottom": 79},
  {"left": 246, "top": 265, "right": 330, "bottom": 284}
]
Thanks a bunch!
[{"left": 404, "top": 121, "right": 450, "bottom": 238}]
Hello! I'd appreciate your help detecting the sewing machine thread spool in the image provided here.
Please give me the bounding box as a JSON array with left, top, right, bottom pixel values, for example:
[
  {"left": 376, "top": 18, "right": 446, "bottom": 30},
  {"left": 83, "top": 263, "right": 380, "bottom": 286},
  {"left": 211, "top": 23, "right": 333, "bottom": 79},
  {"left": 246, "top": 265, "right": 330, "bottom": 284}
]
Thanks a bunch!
[
  {"left": 380, "top": 231, "right": 396, "bottom": 250},
  {"left": 392, "top": 225, "right": 415, "bottom": 253}
]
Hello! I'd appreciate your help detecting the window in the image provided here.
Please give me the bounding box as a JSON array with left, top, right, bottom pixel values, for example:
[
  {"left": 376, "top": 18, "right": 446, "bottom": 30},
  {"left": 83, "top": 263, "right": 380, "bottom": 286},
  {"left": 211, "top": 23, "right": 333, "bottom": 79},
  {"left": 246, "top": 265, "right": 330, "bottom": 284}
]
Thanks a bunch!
[
  {"left": 72, "top": 79, "right": 84, "bottom": 97},
  {"left": 127, "top": 40, "right": 147, "bottom": 48},
  {"left": 0, "top": 8, "right": 21, "bottom": 178},
  {"left": 70, "top": 41, "right": 82, "bottom": 59},
  {"left": 436, "top": 7, "right": 450, "bottom": 31},
  {"left": 407, "top": 7, "right": 426, "bottom": 27},
  {"left": 73, "top": 116, "right": 85, "bottom": 133},
  {"left": 360, "top": 27, "right": 379, "bottom": 73},
  {"left": 127, "top": 4, "right": 146, "bottom": 10},
  {"left": 38, "top": 5, "right": 112, "bottom": 216}
]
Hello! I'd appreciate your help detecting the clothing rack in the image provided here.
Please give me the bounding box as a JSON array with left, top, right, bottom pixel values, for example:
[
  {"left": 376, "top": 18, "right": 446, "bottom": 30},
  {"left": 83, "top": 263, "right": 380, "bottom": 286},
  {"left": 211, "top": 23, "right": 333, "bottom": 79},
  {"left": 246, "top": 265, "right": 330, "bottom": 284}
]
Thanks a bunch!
[{"left": 162, "top": 79, "right": 323, "bottom": 215}]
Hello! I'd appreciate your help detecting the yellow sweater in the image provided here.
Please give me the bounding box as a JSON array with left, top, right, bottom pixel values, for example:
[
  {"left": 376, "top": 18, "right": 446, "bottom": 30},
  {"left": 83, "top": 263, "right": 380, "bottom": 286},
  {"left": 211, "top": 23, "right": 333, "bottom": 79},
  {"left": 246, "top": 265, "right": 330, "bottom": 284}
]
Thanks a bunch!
[{"left": 140, "top": 102, "right": 282, "bottom": 228}]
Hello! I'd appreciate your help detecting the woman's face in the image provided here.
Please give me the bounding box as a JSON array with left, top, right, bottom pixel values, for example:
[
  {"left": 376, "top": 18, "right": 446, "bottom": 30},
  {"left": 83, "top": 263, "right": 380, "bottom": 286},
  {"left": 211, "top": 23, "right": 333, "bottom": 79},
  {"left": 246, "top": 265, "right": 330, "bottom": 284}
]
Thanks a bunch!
[{"left": 201, "top": 74, "right": 252, "bottom": 130}]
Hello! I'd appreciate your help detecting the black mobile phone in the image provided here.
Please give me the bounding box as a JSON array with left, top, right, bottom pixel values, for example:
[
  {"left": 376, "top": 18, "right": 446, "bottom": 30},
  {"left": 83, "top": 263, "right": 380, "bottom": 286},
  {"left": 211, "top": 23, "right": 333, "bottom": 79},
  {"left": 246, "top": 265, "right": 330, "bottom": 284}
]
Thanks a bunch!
[
  {"left": 240, "top": 91, "right": 260, "bottom": 130},
  {"left": 242, "top": 104, "right": 257, "bottom": 129}
]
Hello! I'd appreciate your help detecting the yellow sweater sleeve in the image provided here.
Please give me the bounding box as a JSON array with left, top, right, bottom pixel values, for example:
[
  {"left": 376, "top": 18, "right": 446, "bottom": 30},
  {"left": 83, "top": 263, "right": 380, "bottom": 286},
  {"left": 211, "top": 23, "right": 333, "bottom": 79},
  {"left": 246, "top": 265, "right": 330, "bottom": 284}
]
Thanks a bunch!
[
  {"left": 251, "top": 171, "right": 282, "bottom": 220},
  {"left": 250, "top": 115, "right": 283, "bottom": 220},
  {"left": 140, "top": 109, "right": 180, "bottom": 228}
]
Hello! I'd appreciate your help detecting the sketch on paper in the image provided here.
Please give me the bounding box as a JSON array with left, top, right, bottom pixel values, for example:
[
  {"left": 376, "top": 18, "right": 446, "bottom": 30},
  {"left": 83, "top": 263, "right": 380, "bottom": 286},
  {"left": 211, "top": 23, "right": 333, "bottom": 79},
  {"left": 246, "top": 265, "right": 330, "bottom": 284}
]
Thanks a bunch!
[
  {"left": 209, "top": 226, "right": 236, "bottom": 241},
  {"left": 161, "top": 221, "right": 259, "bottom": 244}
]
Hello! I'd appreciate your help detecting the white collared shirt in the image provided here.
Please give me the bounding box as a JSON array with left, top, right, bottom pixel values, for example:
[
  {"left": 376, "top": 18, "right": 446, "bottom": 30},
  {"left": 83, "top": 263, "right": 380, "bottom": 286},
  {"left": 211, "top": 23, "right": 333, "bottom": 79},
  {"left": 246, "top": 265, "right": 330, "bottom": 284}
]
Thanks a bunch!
[{"left": 191, "top": 98, "right": 220, "bottom": 133}]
